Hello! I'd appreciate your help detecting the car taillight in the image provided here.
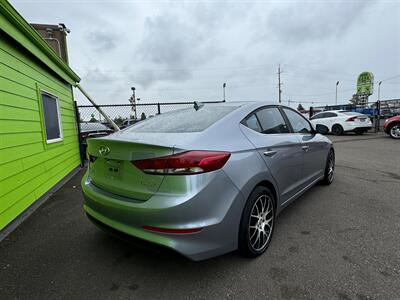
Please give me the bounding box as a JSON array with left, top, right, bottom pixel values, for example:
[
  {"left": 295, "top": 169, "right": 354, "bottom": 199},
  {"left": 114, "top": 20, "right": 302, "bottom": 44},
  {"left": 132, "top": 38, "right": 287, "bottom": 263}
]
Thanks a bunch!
[
  {"left": 346, "top": 116, "right": 357, "bottom": 122},
  {"left": 89, "top": 155, "right": 97, "bottom": 163},
  {"left": 132, "top": 151, "right": 231, "bottom": 175}
]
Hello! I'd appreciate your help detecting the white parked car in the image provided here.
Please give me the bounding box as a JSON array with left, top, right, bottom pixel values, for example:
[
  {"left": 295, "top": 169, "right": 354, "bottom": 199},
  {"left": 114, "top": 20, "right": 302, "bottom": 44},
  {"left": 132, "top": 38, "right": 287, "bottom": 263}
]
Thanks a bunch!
[{"left": 309, "top": 110, "right": 372, "bottom": 135}]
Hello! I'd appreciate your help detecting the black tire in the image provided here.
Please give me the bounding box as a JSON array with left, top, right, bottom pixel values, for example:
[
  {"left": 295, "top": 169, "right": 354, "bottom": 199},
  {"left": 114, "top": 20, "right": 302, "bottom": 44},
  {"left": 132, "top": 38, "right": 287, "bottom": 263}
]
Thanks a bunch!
[
  {"left": 239, "top": 186, "right": 275, "bottom": 258},
  {"left": 332, "top": 124, "right": 344, "bottom": 135},
  {"left": 388, "top": 123, "right": 400, "bottom": 139},
  {"left": 354, "top": 129, "right": 364, "bottom": 135},
  {"left": 321, "top": 149, "right": 335, "bottom": 185}
]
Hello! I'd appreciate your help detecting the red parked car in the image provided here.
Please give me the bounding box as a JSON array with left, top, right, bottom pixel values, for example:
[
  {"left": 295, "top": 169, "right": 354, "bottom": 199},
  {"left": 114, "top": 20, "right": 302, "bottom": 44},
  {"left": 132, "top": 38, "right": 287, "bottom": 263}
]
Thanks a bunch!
[{"left": 383, "top": 115, "right": 400, "bottom": 139}]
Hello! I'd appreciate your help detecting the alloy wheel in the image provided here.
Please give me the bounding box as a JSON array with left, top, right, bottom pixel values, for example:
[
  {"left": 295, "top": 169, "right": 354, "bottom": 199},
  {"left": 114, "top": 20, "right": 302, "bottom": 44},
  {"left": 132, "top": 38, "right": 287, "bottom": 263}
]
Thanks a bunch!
[
  {"left": 390, "top": 125, "right": 400, "bottom": 139},
  {"left": 327, "top": 151, "right": 335, "bottom": 182},
  {"left": 332, "top": 125, "right": 343, "bottom": 135},
  {"left": 248, "top": 194, "right": 274, "bottom": 251}
]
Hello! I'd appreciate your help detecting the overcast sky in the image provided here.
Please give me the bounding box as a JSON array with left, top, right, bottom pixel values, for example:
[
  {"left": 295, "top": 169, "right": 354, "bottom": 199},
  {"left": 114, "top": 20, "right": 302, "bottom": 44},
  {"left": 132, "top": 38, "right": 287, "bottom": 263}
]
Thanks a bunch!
[{"left": 11, "top": 0, "right": 400, "bottom": 107}]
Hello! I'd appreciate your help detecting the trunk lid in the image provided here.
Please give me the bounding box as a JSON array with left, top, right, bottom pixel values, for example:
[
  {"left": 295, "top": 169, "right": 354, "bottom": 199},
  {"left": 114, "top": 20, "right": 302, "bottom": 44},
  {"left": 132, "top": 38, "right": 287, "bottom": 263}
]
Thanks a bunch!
[{"left": 87, "top": 137, "right": 174, "bottom": 201}]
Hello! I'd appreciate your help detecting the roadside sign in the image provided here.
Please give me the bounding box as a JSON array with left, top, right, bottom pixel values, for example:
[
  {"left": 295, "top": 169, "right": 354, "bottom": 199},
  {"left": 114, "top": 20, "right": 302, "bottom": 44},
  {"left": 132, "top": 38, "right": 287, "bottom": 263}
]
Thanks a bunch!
[{"left": 357, "top": 72, "right": 374, "bottom": 96}]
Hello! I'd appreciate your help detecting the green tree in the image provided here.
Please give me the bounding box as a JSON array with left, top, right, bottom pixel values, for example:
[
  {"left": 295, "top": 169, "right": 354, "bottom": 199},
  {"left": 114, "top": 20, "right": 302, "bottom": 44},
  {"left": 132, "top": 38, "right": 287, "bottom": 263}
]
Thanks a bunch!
[
  {"left": 349, "top": 94, "right": 362, "bottom": 105},
  {"left": 297, "top": 103, "right": 305, "bottom": 111},
  {"left": 113, "top": 115, "right": 127, "bottom": 126},
  {"left": 140, "top": 112, "right": 147, "bottom": 120},
  {"left": 89, "top": 114, "right": 97, "bottom": 123}
]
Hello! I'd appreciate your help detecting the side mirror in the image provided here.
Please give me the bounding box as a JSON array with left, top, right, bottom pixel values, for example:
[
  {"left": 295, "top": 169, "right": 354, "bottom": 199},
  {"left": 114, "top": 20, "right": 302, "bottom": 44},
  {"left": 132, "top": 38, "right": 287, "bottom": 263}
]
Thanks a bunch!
[{"left": 315, "top": 124, "right": 329, "bottom": 135}]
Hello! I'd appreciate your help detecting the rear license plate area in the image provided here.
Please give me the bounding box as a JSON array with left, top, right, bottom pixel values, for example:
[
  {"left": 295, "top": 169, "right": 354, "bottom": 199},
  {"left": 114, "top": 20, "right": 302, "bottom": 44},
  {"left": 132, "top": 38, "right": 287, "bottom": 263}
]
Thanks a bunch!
[{"left": 105, "top": 159, "right": 123, "bottom": 179}]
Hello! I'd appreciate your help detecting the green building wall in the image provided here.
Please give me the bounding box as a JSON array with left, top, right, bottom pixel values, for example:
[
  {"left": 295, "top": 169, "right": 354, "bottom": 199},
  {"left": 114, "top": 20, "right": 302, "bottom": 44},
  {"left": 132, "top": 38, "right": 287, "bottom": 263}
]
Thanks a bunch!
[{"left": 0, "top": 30, "right": 81, "bottom": 230}]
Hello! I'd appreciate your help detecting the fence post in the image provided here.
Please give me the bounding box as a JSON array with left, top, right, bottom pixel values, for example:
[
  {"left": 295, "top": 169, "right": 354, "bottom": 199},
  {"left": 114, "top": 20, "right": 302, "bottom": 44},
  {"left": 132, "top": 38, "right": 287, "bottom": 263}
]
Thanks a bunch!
[
  {"left": 309, "top": 106, "right": 314, "bottom": 118},
  {"left": 376, "top": 100, "right": 381, "bottom": 132},
  {"left": 157, "top": 103, "right": 161, "bottom": 114},
  {"left": 73, "top": 101, "right": 84, "bottom": 167}
]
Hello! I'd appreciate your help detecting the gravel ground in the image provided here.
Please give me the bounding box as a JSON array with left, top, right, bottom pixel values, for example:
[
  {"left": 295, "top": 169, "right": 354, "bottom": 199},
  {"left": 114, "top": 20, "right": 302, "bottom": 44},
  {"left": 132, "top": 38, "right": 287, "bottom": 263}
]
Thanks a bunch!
[{"left": 1, "top": 132, "right": 399, "bottom": 300}]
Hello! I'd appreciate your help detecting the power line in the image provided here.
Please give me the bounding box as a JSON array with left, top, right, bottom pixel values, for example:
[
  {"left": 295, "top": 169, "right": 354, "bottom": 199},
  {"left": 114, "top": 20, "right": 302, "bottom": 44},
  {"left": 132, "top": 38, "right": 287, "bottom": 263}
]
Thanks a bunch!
[
  {"left": 381, "top": 74, "right": 400, "bottom": 82},
  {"left": 289, "top": 88, "right": 354, "bottom": 98},
  {"left": 75, "top": 63, "right": 278, "bottom": 74}
]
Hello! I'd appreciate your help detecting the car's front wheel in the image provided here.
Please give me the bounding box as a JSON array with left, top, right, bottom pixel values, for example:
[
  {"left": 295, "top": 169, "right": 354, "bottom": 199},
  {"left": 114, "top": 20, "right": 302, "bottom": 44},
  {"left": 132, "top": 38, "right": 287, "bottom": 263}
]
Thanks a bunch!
[
  {"left": 239, "top": 186, "right": 275, "bottom": 258},
  {"left": 389, "top": 123, "right": 400, "bottom": 139}
]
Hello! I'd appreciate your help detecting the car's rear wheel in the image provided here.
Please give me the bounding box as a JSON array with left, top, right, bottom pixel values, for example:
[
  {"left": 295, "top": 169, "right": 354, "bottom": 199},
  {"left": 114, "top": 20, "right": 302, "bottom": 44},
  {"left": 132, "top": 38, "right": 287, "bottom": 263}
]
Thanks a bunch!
[
  {"left": 389, "top": 123, "right": 400, "bottom": 139},
  {"left": 321, "top": 149, "right": 335, "bottom": 185},
  {"left": 354, "top": 129, "right": 365, "bottom": 135},
  {"left": 332, "top": 124, "right": 344, "bottom": 135},
  {"left": 239, "top": 186, "right": 275, "bottom": 258}
]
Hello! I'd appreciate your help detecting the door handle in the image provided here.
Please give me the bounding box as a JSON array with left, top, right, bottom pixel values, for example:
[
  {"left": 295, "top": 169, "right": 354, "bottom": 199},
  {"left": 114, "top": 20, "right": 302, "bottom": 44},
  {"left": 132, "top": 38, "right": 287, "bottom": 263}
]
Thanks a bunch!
[
  {"left": 302, "top": 145, "right": 310, "bottom": 152},
  {"left": 263, "top": 150, "right": 277, "bottom": 157}
]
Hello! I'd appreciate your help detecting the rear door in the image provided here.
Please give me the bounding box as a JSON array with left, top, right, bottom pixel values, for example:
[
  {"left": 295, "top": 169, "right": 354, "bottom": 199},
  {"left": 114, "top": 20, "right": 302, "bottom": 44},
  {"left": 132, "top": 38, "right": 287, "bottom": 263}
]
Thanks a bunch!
[
  {"left": 281, "top": 107, "right": 327, "bottom": 185},
  {"left": 241, "top": 107, "right": 304, "bottom": 204},
  {"left": 323, "top": 112, "right": 338, "bottom": 131},
  {"left": 310, "top": 112, "right": 326, "bottom": 128}
]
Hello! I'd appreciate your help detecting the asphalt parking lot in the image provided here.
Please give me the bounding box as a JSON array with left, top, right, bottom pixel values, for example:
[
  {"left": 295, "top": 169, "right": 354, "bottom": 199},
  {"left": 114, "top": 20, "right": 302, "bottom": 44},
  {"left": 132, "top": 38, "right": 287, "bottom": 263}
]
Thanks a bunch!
[{"left": 1, "top": 132, "right": 399, "bottom": 299}]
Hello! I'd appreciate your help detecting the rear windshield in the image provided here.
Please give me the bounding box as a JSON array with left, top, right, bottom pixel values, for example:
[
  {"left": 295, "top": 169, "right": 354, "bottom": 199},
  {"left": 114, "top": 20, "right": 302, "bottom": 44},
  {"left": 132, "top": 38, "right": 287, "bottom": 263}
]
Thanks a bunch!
[{"left": 126, "top": 105, "right": 239, "bottom": 133}]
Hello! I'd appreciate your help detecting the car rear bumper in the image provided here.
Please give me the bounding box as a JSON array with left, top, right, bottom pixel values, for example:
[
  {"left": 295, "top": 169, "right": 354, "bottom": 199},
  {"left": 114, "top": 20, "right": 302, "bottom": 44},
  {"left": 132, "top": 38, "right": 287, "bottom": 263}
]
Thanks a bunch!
[
  {"left": 345, "top": 126, "right": 372, "bottom": 132},
  {"left": 81, "top": 171, "right": 245, "bottom": 261}
]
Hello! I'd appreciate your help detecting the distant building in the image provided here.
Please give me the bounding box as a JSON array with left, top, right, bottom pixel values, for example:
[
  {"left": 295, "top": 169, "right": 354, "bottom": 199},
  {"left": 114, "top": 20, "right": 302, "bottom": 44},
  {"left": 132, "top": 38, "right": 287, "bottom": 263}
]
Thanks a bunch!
[
  {"left": 0, "top": 1, "right": 81, "bottom": 232},
  {"left": 31, "top": 23, "right": 70, "bottom": 64}
]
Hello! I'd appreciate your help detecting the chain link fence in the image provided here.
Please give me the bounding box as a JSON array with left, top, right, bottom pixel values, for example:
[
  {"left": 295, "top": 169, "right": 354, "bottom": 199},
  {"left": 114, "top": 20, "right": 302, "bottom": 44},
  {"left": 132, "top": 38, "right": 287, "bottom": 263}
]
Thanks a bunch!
[
  {"left": 74, "top": 101, "right": 224, "bottom": 163},
  {"left": 309, "top": 99, "right": 400, "bottom": 131},
  {"left": 76, "top": 101, "right": 224, "bottom": 128}
]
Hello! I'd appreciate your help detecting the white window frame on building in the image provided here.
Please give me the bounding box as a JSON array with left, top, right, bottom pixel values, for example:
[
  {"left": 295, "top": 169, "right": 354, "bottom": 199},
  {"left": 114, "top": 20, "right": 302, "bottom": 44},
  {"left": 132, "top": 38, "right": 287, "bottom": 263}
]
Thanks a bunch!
[{"left": 40, "top": 91, "right": 63, "bottom": 144}]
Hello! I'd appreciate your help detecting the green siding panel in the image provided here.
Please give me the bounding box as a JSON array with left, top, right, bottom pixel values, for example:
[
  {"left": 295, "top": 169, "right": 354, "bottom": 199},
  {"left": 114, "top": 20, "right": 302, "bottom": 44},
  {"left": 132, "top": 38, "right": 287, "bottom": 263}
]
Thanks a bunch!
[
  {"left": 0, "top": 90, "right": 39, "bottom": 110},
  {"left": 0, "top": 75, "right": 37, "bottom": 99},
  {"left": 0, "top": 160, "right": 24, "bottom": 181},
  {"left": 0, "top": 104, "right": 41, "bottom": 121},
  {"left": 0, "top": 192, "right": 36, "bottom": 230},
  {"left": 0, "top": 132, "right": 43, "bottom": 149},
  {"left": 21, "top": 141, "right": 78, "bottom": 171},
  {"left": 0, "top": 119, "right": 42, "bottom": 134},
  {"left": 0, "top": 28, "right": 80, "bottom": 230}
]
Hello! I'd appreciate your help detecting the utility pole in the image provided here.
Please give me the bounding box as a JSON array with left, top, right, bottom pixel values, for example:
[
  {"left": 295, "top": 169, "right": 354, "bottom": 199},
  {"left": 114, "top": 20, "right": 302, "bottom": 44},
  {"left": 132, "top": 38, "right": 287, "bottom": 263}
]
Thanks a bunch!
[
  {"left": 278, "top": 65, "right": 282, "bottom": 103},
  {"left": 223, "top": 83, "right": 226, "bottom": 102}
]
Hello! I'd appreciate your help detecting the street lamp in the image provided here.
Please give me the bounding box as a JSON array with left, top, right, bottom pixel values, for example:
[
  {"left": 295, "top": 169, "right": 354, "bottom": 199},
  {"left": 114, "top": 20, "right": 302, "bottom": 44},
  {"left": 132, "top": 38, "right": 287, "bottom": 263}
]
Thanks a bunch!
[
  {"left": 335, "top": 81, "right": 339, "bottom": 105},
  {"left": 378, "top": 81, "right": 382, "bottom": 101},
  {"left": 223, "top": 83, "right": 226, "bottom": 102}
]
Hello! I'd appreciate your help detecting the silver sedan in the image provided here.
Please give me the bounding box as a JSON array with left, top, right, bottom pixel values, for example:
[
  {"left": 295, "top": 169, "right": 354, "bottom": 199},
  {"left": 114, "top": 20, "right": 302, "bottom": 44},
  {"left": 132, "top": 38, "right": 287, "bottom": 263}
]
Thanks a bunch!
[{"left": 82, "top": 102, "right": 334, "bottom": 260}]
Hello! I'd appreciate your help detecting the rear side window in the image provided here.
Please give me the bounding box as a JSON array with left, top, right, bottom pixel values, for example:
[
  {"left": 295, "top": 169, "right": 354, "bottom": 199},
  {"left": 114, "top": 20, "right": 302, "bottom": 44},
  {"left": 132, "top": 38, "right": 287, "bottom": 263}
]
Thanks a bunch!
[
  {"left": 243, "top": 114, "right": 262, "bottom": 132},
  {"left": 311, "top": 112, "right": 326, "bottom": 119},
  {"left": 283, "top": 108, "right": 312, "bottom": 134},
  {"left": 127, "top": 105, "right": 239, "bottom": 133},
  {"left": 324, "top": 112, "right": 337, "bottom": 117},
  {"left": 255, "top": 107, "right": 289, "bottom": 134}
]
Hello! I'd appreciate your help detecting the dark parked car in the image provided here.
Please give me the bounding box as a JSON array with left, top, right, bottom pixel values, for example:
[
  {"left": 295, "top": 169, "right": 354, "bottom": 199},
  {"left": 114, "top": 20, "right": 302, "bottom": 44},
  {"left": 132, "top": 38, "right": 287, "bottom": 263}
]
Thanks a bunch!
[{"left": 79, "top": 122, "right": 113, "bottom": 155}]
